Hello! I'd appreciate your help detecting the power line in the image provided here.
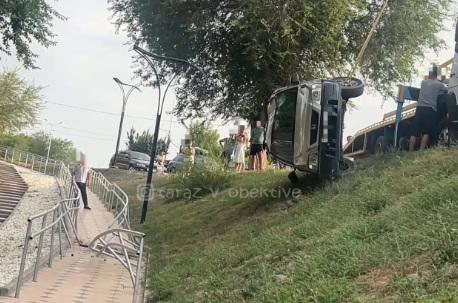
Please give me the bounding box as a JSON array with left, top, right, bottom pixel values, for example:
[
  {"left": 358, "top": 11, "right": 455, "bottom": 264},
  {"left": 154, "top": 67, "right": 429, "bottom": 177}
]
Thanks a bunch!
[
  {"left": 45, "top": 101, "right": 176, "bottom": 123},
  {"left": 52, "top": 130, "right": 120, "bottom": 142},
  {"left": 45, "top": 101, "right": 225, "bottom": 127},
  {"left": 53, "top": 124, "right": 123, "bottom": 138}
]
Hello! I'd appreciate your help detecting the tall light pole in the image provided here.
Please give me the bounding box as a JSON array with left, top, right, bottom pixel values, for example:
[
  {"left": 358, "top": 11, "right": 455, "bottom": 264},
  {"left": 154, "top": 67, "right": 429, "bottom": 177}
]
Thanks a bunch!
[
  {"left": 133, "top": 44, "right": 206, "bottom": 224},
  {"left": 111, "top": 78, "right": 142, "bottom": 167},
  {"left": 44, "top": 119, "right": 62, "bottom": 174}
]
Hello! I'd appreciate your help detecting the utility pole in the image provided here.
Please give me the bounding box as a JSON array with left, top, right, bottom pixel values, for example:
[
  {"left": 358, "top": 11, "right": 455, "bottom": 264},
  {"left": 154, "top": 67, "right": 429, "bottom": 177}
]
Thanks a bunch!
[
  {"left": 44, "top": 119, "right": 62, "bottom": 174},
  {"left": 111, "top": 78, "right": 141, "bottom": 167}
]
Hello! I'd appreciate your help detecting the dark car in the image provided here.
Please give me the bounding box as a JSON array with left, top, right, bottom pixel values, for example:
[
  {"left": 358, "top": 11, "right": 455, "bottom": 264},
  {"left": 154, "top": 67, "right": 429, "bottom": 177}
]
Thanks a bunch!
[{"left": 109, "top": 150, "right": 163, "bottom": 172}]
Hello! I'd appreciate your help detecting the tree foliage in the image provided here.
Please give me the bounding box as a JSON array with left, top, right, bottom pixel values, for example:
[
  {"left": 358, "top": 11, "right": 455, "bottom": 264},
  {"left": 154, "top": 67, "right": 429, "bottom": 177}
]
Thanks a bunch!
[
  {"left": 188, "top": 121, "right": 221, "bottom": 157},
  {"left": 0, "top": 0, "right": 66, "bottom": 69},
  {"left": 0, "top": 68, "right": 43, "bottom": 135},
  {"left": 126, "top": 127, "right": 171, "bottom": 155},
  {"left": 0, "top": 131, "right": 77, "bottom": 163},
  {"left": 109, "top": 0, "right": 454, "bottom": 120}
]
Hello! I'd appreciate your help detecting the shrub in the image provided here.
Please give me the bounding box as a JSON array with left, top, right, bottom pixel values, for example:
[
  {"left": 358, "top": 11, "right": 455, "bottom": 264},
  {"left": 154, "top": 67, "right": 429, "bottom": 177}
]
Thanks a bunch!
[{"left": 166, "top": 159, "right": 233, "bottom": 201}]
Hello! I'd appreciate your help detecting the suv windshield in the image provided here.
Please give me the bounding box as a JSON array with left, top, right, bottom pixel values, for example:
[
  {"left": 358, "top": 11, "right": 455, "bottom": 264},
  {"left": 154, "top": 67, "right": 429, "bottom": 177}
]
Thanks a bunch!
[
  {"left": 130, "top": 152, "right": 150, "bottom": 161},
  {"left": 272, "top": 88, "right": 297, "bottom": 141}
]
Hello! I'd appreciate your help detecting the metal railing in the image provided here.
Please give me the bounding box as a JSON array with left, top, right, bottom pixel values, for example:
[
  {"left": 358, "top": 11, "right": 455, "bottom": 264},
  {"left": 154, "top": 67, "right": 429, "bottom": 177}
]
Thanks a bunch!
[
  {"left": 88, "top": 171, "right": 146, "bottom": 303},
  {"left": 0, "top": 145, "right": 66, "bottom": 176},
  {"left": 0, "top": 145, "right": 147, "bottom": 302},
  {"left": 0, "top": 145, "right": 82, "bottom": 298}
]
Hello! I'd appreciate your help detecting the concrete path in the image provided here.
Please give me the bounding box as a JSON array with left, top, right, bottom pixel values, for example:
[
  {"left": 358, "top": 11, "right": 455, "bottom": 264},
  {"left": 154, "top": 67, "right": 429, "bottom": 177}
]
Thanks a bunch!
[{"left": 0, "top": 190, "right": 142, "bottom": 303}]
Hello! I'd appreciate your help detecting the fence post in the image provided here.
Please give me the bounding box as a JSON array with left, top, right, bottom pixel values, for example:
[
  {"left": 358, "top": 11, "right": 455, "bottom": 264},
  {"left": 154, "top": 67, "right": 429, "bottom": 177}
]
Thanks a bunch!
[
  {"left": 18, "top": 153, "right": 22, "bottom": 165},
  {"left": 31, "top": 157, "right": 35, "bottom": 170},
  {"left": 33, "top": 214, "right": 48, "bottom": 281},
  {"left": 39, "top": 158, "right": 42, "bottom": 173},
  {"left": 4, "top": 149, "right": 8, "bottom": 161},
  {"left": 25, "top": 153, "right": 29, "bottom": 166},
  {"left": 49, "top": 209, "right": 57, "bottom": 267},
  {"left": 15, "top": 220, "right": 33, "bottom": 298},
  {"left": 11, "top": 150, "right": 14, "bottom": 164}
]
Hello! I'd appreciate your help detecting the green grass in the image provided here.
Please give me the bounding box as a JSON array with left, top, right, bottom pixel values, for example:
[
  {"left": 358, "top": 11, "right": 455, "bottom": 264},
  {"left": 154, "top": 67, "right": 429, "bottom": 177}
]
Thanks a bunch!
[{"left": 104, "top": 148, "right": 458, "bottom": 303}]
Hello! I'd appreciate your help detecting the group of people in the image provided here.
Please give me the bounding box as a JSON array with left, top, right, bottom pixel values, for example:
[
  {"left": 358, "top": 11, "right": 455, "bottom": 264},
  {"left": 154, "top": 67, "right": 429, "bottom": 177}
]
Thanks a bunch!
[{"left": 232, "top": 121, "right": 266, "bottom": 172}]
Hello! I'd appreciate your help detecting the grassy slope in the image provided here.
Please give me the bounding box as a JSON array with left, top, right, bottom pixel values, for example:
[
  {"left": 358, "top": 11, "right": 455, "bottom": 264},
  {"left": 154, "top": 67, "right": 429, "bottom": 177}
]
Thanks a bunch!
[{"left": 104, "top": 148, "right": 458, "bottom": 303}]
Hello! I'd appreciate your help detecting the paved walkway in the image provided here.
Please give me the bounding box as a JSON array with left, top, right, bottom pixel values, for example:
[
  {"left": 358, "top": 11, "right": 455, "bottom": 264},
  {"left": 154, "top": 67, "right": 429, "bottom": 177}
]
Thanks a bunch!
[{"left": 0, "top": 190, "right": 142, "bottom": 303}]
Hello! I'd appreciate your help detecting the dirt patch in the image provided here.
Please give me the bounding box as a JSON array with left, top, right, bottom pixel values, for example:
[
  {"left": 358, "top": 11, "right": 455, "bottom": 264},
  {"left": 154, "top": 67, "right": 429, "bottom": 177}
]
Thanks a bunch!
[
  {"left": 361, "top": 253, "right": 434, "bottom": 292},
  {"left": 363, "top": 267, "right": 394, "bottom": 291}
]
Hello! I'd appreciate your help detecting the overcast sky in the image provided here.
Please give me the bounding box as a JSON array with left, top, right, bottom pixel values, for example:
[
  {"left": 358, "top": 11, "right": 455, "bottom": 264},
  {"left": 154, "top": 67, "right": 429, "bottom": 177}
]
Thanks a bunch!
[{"left": 3, "top": 1, "right": 456, "bottom": 168}]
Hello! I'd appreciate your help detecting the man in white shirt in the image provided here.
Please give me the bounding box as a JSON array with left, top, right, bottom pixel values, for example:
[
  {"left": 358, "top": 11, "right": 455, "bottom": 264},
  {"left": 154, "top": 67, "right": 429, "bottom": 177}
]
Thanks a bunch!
[{"left": 72, "top": 153, "right": 91, "bottom": 210}]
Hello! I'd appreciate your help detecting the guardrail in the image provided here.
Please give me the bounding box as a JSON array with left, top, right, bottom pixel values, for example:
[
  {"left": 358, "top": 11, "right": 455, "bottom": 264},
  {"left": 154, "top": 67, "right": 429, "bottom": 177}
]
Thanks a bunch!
[
  {"left": 0, "top": 145, "right": 82, "bottom": 298},
  {"left": 88, "top": 171, "right": 146, "bottom": 303}
]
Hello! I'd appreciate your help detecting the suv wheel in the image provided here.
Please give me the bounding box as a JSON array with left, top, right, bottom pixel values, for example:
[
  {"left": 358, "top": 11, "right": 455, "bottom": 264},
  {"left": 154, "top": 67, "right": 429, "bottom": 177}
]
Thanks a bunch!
[
  {"left": 331, "top": 77, "right": 365, "bottom": 100},
  {"left": 128, "top": 166, "right": 136, "bottom": 171}
]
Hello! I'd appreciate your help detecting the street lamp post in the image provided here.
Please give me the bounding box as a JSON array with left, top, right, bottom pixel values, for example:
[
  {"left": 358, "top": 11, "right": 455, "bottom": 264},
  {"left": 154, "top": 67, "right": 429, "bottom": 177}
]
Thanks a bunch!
[
  {"left": 44, "top": 119, "right": 62, "bottom": 174},
  {"left": 133, "top": 44, "right": 206, "bottom": 224},
  {"left": 111, "top": 78, "right": 141, "bottom": 167}
]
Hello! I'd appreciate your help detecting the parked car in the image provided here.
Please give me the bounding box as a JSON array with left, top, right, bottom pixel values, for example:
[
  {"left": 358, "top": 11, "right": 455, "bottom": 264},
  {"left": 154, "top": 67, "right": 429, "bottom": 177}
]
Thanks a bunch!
[
  {"left": 264, "top": 74, "right": 363, "bottom": 183},
  {"left": 167, "top": 147, "right": 209, "bottom": 173},
  {"left": 109, "top": 150, "right": 163, "bottom": 172}
]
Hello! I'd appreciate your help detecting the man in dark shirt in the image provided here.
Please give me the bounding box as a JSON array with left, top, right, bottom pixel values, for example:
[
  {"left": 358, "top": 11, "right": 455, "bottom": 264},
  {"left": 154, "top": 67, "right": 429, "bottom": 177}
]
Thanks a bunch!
[
  {"left": 409, "top": 65, "right": 447, "bottom": 151},
  {"left": 250, "top": 121, "right": 265, "bottom": 170}
]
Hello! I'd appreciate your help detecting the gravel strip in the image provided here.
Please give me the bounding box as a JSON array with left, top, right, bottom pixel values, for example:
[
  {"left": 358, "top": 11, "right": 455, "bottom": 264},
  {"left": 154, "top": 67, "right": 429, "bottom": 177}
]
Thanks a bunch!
[{"left": 0, "top": 165, "right": 62, "bottom": 287}]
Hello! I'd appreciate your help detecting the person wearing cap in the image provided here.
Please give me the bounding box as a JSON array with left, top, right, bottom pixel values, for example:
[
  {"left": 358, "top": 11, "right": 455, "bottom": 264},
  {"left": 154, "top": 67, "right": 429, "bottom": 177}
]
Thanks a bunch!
[{"left": 409, "top": 65, "right": 447, "bottom": 151}]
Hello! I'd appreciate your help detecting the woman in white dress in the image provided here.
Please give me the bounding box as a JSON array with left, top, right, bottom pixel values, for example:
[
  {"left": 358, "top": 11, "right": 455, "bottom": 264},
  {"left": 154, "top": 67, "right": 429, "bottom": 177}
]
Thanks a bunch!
[{"left": 233, "top": 126, "right": 247, "bottom": 172}]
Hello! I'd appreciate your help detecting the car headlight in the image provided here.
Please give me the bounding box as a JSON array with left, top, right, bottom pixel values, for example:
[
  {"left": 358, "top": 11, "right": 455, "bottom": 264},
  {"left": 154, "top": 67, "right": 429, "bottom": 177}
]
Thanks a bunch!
[{"left": 312, "top": 84, "right": 322, "bottom": 102}]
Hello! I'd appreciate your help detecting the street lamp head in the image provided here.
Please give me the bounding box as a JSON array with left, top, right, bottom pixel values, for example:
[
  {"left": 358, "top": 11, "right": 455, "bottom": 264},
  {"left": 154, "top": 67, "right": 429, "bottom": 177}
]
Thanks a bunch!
[{"left": 113, "top": 77, "right": 142, "bottom": 92}]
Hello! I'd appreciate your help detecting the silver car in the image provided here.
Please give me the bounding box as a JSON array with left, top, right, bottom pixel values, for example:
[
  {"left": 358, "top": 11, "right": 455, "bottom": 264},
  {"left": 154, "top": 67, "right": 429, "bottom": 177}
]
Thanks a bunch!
[{"left": 264, "top": 75, "right": 363, "bottom": 182}]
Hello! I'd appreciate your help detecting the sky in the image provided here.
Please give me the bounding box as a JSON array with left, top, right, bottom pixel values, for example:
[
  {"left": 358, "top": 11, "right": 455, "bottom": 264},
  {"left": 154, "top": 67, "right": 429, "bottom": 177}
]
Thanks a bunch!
[{"left": 3, "top": 1, "right": 457, "bottom": 168}]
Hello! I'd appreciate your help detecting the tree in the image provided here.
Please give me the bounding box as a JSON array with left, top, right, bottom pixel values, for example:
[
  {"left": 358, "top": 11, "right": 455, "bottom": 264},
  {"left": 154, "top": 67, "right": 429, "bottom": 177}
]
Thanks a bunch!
[
  {"left": 0, "top": 131, "right": 77, "bottom": 164},
  {"left": 28, "top": 131, "right": 77, "bottom": 163},
  {"left": 0, "top": 133, "right": 29, "bottom": 151},
  {"left": 109, "top": 0, "right": 454, "bottom": 121},
  {"left": 0, "top": 68, "right": 43, "bottom": 135},
  {"left": 0, "top": 1, "right": 66, "bottom": 69},
  {"left": 126, "top": 127, "right": 171, "bottom": 155},
  {"left": 188, "top": 121, "right": 221, "bottom": 157}
]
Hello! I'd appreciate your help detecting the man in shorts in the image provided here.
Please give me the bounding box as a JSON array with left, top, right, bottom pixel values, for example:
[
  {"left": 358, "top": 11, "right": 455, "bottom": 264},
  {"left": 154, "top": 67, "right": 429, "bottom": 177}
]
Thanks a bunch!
[
  {"left": 409, "top": 65, "right": 447, "bottom": 151},
  {"left": 250, "top": 121, "right": 265, "bottom": 170}
]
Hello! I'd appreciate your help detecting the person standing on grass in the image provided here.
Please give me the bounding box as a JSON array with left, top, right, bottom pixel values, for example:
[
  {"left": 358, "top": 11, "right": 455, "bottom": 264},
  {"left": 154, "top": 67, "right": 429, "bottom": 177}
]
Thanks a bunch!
[
  {"left": 184, "top": 141, "right": 196, "bottom": 175},
  {"left": 233, "top": 126, "right": 248, "bottom": 173},
  {"left": 409, "top": 65, "right": 448, "bottom": 151},
  {"left": 250, "top": 121, "right": 265, "bottom": 170},
  {"left": 72, "top": 153, "right": 91, "bottom": 210}
]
